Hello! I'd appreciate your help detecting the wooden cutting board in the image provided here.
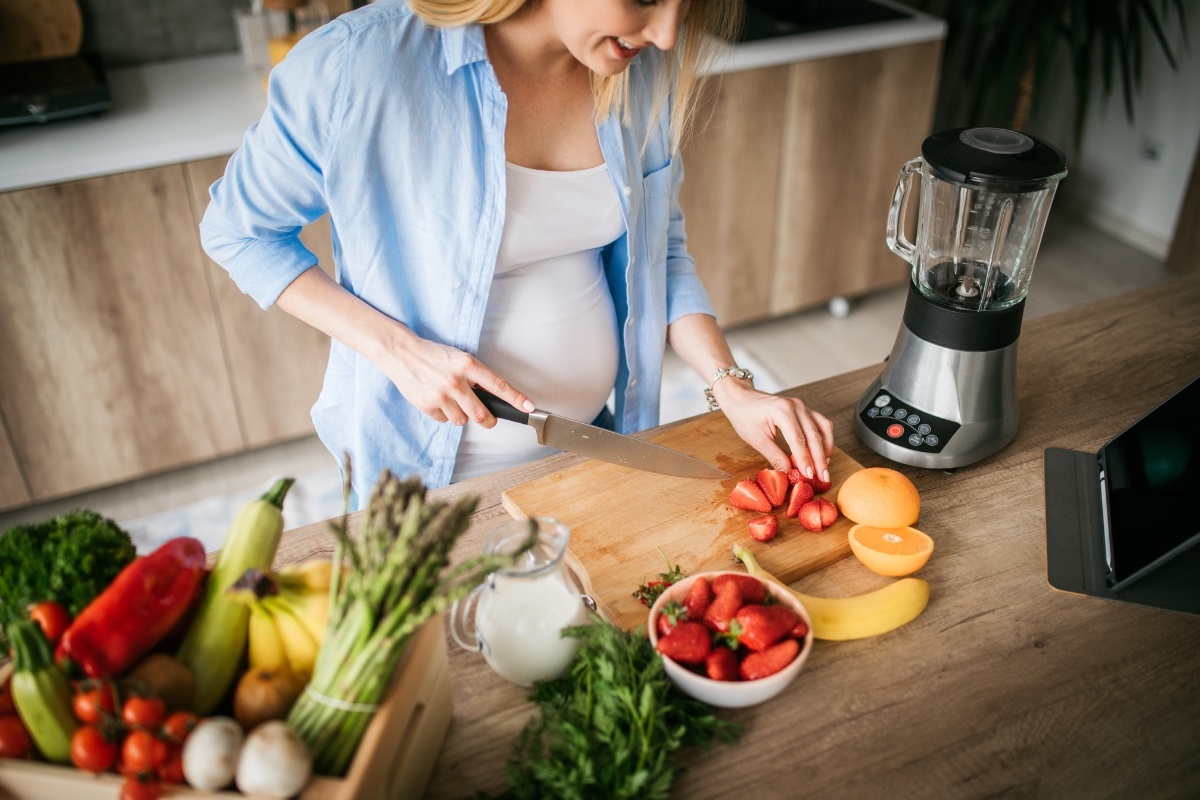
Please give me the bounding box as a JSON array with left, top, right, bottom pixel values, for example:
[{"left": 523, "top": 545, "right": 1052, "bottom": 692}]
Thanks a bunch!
[{"left": 502, "top": 411, "right": 863, "bottom": 630}]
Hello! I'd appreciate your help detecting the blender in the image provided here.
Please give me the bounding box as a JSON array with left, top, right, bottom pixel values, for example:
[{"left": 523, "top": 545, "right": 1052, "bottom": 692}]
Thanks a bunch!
[{"left": 855, "top": 127, "right": 1067, "bottom": 469}]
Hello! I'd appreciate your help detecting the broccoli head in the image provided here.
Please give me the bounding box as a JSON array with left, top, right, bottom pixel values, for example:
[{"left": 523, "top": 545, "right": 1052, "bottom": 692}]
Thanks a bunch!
[{"left": 0, "top": 509, "right": 136, "bottom": 630}]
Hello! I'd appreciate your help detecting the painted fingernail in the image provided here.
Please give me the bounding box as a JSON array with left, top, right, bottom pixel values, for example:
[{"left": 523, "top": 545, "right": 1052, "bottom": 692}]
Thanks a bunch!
[
  {"left": 822, "top": 469, "right": 830, "bottom": 483},
  {"left": 522, "top": 400, "right": 536, "bottom": 412},
  {"left": 805, "top": 466, "right": 814, "bottom": 479}
]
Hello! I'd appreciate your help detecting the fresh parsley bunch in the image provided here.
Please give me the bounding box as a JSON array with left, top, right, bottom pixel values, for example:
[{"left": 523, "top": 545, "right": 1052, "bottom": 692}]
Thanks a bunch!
[{"left": 500, "top": 618, "right": 741, "bottom": 800}]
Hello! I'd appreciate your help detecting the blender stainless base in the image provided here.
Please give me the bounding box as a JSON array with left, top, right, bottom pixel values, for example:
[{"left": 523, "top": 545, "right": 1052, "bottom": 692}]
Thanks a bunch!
[{"left": 854, "top": 325, "right": 1019, "bottom": 469}]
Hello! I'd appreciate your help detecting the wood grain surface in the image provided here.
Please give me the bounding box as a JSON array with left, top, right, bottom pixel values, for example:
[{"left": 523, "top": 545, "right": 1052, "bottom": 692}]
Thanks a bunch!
[
  {"left": 0, "top": 166, "right": 243, "bottom": 500},
  {"left": 183, "top": 156, "right": 334, "bottom": 450},
  {"left": 0, "top": 0, "right": 82, "bottom": 64},
  {"left": 679, "top": 66, "right": 789, "bottom": 327},
  {"left": 503, "top": 420, "right": 862, "bottom": 630},
  {"left": 275, "top": 275, "right": 1200, "bottom": 799},
  {"left": 772, "top": 41, "right": 942, "bottom": 313}
]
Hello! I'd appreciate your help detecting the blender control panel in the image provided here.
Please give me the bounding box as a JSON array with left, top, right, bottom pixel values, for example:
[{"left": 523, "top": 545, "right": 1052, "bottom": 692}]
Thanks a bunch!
[{"left": 859, "top": 391, "right": 960, "bottom": 453}]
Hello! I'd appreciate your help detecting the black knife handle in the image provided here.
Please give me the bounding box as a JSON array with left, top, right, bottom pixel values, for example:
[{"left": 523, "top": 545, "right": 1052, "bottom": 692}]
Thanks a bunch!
[{"left": 472, "top": 387, "right": 529, "bottom": 425}]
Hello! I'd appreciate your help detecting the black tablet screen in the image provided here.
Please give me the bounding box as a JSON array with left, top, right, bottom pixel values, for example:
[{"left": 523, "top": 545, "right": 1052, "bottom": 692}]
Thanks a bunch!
[{"left": 1100, "top": 375, "right": 1200, "bottom": 584}]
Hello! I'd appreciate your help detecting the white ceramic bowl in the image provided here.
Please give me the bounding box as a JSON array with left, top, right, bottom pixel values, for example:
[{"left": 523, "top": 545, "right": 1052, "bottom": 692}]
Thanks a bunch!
[{"left": 647, "top": 570, "right": 813, "bottom": 708}]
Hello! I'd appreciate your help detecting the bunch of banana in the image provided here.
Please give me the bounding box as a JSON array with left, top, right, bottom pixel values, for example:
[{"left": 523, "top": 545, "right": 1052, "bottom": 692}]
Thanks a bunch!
[
  {"left": 228, "top": 561, "right": 333, "bottom": 680},
  {"left": 733, "top": 545, "right": 929, "bottom": 640}
]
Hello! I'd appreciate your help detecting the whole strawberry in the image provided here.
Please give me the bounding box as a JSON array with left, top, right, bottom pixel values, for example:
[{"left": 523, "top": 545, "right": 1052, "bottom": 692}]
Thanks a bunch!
[
  {"left": 740, "top": 638, "right": 800, "bottom": 680},
  {"left": 683, "top": 577, "right": 712, "bottom": 621},
  {"left": 711, "top": 574, "right": 766, "bottom": 605},
  {"left": 703, "top": 580, "right": 743, "bottom": 633},
  {"left": 790, "top": 618, "right": 810, "bottom": 640},
  {"left": 705, "top": 647, "right": 740, "bottom": 681},
  {"left": 656, "top": 621, "right": 712, "bottom": 666},
  {"left": 657, "top": 600, "right": 688, "bottom": 638},
  {"left": 734, "top": 604, "right": 798, "bottom": 652}
]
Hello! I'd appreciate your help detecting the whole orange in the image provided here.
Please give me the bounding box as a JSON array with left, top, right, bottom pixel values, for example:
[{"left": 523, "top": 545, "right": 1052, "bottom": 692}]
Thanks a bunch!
[{"left": 835, "top": 467, "right": 920, "bottom": 528}]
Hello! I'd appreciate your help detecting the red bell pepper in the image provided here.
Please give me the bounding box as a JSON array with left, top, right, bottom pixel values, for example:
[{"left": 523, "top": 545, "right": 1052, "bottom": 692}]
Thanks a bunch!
[{"left": 56, "top": 537, "right": 206, "bottom": 678}]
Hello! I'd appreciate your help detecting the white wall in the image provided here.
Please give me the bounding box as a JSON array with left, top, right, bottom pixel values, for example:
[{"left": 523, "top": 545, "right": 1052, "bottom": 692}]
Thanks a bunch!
[{"left": 1027, "top": 0, "right": 1200, "bottom": 260}]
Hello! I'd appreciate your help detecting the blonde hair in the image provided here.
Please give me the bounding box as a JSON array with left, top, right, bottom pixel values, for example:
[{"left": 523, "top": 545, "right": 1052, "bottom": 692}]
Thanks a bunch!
[{"left": 409, "top": 0, "right": 743, "bottom": 152}]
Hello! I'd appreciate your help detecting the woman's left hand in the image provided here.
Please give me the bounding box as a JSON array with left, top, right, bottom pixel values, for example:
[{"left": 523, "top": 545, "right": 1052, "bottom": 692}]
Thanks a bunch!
[{"left": 712, "top": 376, "right": 834, "bottom": 483}]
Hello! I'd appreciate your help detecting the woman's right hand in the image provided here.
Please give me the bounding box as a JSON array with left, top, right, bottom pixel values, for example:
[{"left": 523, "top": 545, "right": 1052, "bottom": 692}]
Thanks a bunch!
[
  {"left": 275, "top": 266, "right": 533, "bottom": 427},
  {"left": 380, "top": 328, "right": 536, "bottom": 426}
]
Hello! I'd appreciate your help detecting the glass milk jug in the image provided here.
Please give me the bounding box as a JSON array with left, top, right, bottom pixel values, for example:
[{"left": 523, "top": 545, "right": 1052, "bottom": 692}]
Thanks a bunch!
[{"left": 450, "top": 518, "right": 594, "bottom": 686}]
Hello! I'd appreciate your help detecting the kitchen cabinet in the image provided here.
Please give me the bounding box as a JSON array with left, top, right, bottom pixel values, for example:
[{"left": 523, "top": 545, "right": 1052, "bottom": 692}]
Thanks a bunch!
[
  {"left": 0, "top": 424, "right": 28, "bottom": 509},
  {"left": 679, "top": 40, "right": 942, "bottom": 326},
  {"left": 183, "top": 156, "right": 333, "bottom": 450},
  {"left": 0, "top": 166, "right": 243, "bottom": 501}
]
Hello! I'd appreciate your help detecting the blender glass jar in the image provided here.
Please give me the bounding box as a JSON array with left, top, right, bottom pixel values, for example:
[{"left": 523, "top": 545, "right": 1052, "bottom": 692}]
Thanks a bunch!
[{"left": 887, "top": 128, "right": 1067, "bottom": 312}]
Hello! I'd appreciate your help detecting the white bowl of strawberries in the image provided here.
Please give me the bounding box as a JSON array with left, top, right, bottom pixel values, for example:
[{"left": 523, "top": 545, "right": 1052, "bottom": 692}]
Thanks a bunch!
[{"left": 647, "top": 571, "right": 813, "bottom": 708}]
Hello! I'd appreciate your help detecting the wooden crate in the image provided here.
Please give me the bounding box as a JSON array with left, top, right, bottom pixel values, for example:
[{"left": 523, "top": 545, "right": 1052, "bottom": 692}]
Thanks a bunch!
[{"left": 0, "top": 617, "right": 452, "bottom": 800}]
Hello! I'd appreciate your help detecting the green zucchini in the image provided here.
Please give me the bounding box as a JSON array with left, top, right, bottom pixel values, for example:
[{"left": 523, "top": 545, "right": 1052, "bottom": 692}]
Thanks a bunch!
[
  {"left": 8, "top": 620, "right": 78, "bottom": 763},
  {"left": 178, "top": 478, "right": 293, "bottom": 715}
]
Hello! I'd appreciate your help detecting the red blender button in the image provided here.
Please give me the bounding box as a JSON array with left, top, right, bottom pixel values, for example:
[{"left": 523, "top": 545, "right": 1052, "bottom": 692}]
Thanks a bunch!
[{"left": 887, "top": 424, "right": 905, "bottom": 438}]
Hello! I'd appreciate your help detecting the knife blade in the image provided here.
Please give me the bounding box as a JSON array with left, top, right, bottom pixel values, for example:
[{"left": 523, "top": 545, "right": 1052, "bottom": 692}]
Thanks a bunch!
[{"left": 472, "top": 388, "right": 731, "bottom": 479}]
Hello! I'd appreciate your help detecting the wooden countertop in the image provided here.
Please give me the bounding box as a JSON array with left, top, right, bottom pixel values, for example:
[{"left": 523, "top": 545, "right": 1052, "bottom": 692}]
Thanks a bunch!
[{"left": 276, "top": 275, "right": 1200, "bottom": 799}]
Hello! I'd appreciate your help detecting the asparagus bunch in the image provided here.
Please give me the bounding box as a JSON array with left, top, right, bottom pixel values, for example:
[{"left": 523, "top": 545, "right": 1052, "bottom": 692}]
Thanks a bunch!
[{"left": 288, "top": 465, "right": 534, "bottom": 775}]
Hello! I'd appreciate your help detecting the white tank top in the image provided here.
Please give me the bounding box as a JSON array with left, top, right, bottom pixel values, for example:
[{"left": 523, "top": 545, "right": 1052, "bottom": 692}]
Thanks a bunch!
[{"left": 451, "top": 162, "right": 626, "bottom": 483}]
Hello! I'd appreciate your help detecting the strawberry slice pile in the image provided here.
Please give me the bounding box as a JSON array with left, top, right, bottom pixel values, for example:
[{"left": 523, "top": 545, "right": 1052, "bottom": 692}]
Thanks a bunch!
[
  {"left": 655, "top": 574, "right": 809, "bottom": 682},
  {"left": 727, "top": 461, "right": 839, "bottom": 538}
]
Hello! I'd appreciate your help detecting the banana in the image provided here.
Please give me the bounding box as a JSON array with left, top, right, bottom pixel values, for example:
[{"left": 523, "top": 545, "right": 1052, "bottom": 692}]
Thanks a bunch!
[
  {"left": 248, "top": 604, "right": 288, "bottom": 672},
  {"left": 274, "top": 589, "right": 329, "bottom": 645},
  {"left": 263, "top": 597, "right": 319, "bottom": 678},
  {"left": 733, "top": 545, "right": 930, "bottom": 641},
  {"left": 277, "top": 560, "right": 335, "bottom": 593}
]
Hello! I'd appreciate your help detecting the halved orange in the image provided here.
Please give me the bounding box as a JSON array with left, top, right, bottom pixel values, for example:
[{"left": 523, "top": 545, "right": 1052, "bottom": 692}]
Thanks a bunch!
[{"left": 848, "top": 524, "right": 934, "bottom": 577}]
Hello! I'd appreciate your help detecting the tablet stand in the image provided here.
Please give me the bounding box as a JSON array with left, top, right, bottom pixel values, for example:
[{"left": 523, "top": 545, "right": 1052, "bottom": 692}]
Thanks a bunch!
[{"left": 1044, "top": 448, "right": 1200, "bottom": 616}]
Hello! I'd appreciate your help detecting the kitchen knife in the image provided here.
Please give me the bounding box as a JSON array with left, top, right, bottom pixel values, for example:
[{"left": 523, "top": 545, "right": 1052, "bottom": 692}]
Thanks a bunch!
[{"left": 472, "top": 387, "right": 732, "bottom": 479}]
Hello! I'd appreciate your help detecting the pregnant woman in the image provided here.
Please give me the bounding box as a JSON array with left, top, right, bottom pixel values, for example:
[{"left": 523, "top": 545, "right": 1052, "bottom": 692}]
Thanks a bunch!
[{"left": 201, "top": 0, "right": 834, "bottom": 503}]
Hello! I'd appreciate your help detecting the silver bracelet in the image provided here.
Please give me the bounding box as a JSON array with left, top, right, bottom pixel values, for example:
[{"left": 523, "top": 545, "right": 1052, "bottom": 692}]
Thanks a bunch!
[{"left": 705, "top": 366, "right": 754, "bottom": 411}]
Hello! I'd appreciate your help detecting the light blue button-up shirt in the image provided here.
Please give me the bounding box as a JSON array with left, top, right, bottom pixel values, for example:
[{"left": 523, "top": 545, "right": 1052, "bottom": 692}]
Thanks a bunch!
[{"left": 200, "top": 0, "right": 715, "bottom": 503}]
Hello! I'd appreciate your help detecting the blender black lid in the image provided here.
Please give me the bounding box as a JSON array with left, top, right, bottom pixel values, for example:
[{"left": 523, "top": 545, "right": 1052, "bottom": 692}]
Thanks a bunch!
[{"left": 922, "top": 127, "right": 1067, "bottom": 189}]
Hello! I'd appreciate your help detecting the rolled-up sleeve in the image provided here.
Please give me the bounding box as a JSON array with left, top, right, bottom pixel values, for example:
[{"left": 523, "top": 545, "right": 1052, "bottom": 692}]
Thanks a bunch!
[
  {"left": 663, "top": 155, "right": 716, "bottom": 324},
  {"left": 199, "top": 21, "right": 349, "bottom": 309}
]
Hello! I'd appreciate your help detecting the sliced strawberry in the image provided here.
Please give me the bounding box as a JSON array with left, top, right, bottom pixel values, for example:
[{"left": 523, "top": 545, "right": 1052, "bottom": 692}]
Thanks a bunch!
[
  {"left": 747, "top": 515, "right": 778, "bottom": 542},
  {"left": 711, "top": 574, "right": 766, "bottom": 605},
  {"left": 656, "top": 600, "right": 688, "bottom": 637},
  {"left": 789, "top": 618, "right": 810, "bottom": 640},
  {"left": 729, "top": 480, "right": 772, "bottom": 513},
  {"left": 798, "top": 497, "right": 838, "bottom": 532},
  {"left": 785, "top": 481, "right": 814, "bottom": 518},
  {"left": 705, "top": 647, "right": 740, "bottom": 681},
  {"left": 809, "top": 475, "right": 833, "bottom": 493},
  {"left": 755, "top": 470, "right": 789, "bottom": 507},
  {"left": 734, "top": 604, "right": 798, "bottom": 652},
  {"left": 786, "top": 468, "right": 803, "bottom": 486},
  {"left": 739, "top": 637, "right": 800, "bottom": 680},
  {"left": 703, "top": 581, "right": 743, "bottom": 633},
  {"left": 683, "top": 577, "right": 712, "bottom": 622},
  {"left": 656, "top": 621, "right": 711, "bottom": 666}
]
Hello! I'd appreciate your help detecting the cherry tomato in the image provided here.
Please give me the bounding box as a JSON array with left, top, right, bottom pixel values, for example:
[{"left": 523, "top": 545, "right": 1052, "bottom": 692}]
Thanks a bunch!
[
  {"left": 122, "top": 696, "right": 166, "bottom": 730},
  {"left": 156, "top": 745, "right": 184, "bottom": 784},
  {"left": 0, "top": 715, "right": 33, "bottom": 759},
  {"left": 74, "top": 681, "right": 118, "bottom": 725},
  {"left": 70, "top": 725, "right": 118, "bottom": 772},
  {"left": 0, "top": 675, "right": 14, "bottom": 717},
  {"left": 119, "top": 777, "right": 162, "bottom": 800},
  {"left": 121, "top": 730, "right": 168, "bottom": 774},
  {"left": 160, "top": 711, "right": 198, "bottom": 745},
  {"left": 29, "top": 601, "right": 71, "bottom": 643}
]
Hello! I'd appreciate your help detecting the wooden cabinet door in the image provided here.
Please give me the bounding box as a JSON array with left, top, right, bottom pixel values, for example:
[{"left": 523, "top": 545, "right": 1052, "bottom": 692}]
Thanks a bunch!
[
  {"left": 0, "top": 166, "right": 243, "bottom": 499},
  {"left": 679, "top": 66, "right": 790, "bottom": 327},
  {"left": 183, "top": 156, "right": 334, "bottom": 449},
  {"left": 0, "top": 421, "right": 29, "bottom": 511},
  {"left": 771, "top": 40, "right": 942, "bottom": 313}
]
